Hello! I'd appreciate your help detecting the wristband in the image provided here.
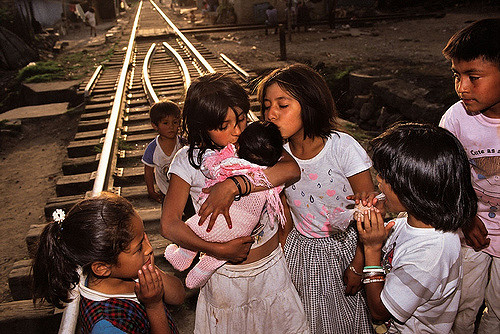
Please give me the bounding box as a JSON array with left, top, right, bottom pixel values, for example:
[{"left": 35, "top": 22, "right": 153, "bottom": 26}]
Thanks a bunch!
[
  {"left": 364, "top": 266, "right": 383, "bottom": 270},
  {"left": 241, "top": 175, "right": 251, "bottom": 196},
  {"left": 228, "top": 176, "right": 242, "bottom": 201}
]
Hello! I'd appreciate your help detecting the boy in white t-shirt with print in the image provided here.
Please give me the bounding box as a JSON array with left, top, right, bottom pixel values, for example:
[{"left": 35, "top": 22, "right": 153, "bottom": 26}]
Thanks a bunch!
[
  {"left": 142, "top": 101, "right": 184, "bottom": 204},
  {"left": 439, "top": 18, "right": 500, "bottom": 334}
]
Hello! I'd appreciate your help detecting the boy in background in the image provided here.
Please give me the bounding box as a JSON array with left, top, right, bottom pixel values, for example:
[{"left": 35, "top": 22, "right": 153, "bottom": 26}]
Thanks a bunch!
[
  {"left": 142, "top": 101, "right": 184, "bottom": 204},
  {"left": 439, "top": 18, "right": 500, "bottom": 334}
]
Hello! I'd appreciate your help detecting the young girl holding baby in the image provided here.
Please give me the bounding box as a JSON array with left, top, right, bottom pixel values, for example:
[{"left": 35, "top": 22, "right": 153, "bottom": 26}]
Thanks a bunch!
[
  {"left": 32, "top": 192, "right": 185, "bottom": 334},
  {"left": 161, "top": 73, "right": 309, "bottom": 333},
  {"left": 259, "top": 64, "right": 376, "bottom": 333},
  {"left": 165, "top": 121, "right": 287, "bottom": 289}
]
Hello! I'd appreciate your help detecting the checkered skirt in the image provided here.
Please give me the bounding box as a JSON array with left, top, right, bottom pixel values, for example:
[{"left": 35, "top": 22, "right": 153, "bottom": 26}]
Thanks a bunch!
[{"left": 284, "top": 227, "right": 374, "bottom": 334}]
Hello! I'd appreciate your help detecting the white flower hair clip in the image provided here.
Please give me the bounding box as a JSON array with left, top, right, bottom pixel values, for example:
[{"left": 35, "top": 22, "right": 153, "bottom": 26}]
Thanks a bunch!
[{"left": 52, "top": 209, "right": 66, "bottom": 225}]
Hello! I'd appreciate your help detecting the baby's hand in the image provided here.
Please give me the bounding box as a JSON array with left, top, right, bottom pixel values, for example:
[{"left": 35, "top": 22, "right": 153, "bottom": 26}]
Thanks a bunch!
[
  {"left": 356, "top": 207, "right": 394, "bottom": 251},
  {"left": 135, "top": 264, "right": 164, "bottom": 308}
]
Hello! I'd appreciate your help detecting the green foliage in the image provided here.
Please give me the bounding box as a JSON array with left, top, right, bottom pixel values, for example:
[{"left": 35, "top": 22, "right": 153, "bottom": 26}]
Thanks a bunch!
[
  {"left": 320, "top": 65, "right": 355, "bottom": 112},
  {"left": 25, "top": 73, "right": 65, "bottom": 83},
  {"left": 118, "top": 137, "right": 135, "bottom": 150},
  {"left": 17, "top": 61, "right": 64, "bottom": 82},
  {"left": 15, "top": 41, "right": 117, "bottom": 83}
]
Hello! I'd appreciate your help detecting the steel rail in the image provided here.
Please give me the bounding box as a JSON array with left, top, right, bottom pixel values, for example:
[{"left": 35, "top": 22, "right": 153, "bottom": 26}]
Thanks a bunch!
[
  {"left": 151, "top": 2, "right": 259, "bottom": 122},
  {"left": 150, "top": 3, "right": 259, "bottom": 121},
  {"left": 143, "top": 41, "right": 192, "bottom": 105},
  {"left": 143, "top": 43, "right": 160, "bottom": 103},
  {"left": 91, "top": 1, "right": 143, "bottom": 197},
  {"left": 219, "top": 53, "right": 250, "bottom": 82},
  {"left": 217, "top": 53, "right": 259, "bottom": 122},
  {"left": 162, "top": 41, "right": 192, "bottom": 91},
  {"left": 84, "top": 65, "right": 103, "bottom": 99},
  {"left": 149, "top": 0, "right": 215, "bottom": 74},
  {"left": 58, "top": 2, "right": 144, "bottom": 333}
]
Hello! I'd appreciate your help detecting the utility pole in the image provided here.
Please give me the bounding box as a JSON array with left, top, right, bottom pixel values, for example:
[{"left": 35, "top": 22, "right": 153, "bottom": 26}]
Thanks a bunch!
[
  {"left": 61, "top": 0, "right": 67, "bottom": 35},
  {"left": 287, "top": 0, "right": 292, "bottom": 42}
]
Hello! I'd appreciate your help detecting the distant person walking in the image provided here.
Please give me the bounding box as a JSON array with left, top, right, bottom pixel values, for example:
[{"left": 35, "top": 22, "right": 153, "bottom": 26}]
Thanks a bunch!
[
  {"left": 207, "top": 0, "right": 218, "bottom": 12},
  {"left": 265, "top": 5, "right": 278, "bottom": 35},
  {"left": 296, "top": 2, "right": 310, "bottom": 32},
  {"left": 84, "top": 7, "right": 97, "bottom": 37}
]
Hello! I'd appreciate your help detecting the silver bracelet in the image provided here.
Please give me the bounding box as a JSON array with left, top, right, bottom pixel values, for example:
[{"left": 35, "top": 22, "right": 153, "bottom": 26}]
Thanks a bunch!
[{"left": 348, "top": 265, "right": 362, "bottom": 276}]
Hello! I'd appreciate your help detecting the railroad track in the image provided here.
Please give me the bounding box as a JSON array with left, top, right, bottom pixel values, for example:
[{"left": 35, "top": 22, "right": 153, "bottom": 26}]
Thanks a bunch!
[{"left": 5, "top": 1, "right": 261, "bottom": 332}]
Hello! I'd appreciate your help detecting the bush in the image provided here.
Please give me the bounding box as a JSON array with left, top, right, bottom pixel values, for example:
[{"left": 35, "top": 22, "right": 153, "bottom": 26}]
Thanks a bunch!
[{"left": 17, "top": 62, "right": 64, "bottom": 82}]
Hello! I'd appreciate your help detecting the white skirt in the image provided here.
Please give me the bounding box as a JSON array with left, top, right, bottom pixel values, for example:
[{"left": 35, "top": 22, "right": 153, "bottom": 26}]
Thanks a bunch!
[{"left": 194, "top": 246, "right": 310, "bottom": 334}]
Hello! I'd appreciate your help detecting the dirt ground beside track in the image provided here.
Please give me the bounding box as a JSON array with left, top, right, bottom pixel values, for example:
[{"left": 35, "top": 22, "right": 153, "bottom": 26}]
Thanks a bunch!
[{"left": 0, "top": 0, "right": 498, "bottom": 312}]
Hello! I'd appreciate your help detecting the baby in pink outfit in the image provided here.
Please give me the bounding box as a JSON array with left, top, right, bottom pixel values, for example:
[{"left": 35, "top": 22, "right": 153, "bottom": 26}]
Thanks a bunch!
[{"left": 165, "top": 121, "right": 285, "bottom": 288}]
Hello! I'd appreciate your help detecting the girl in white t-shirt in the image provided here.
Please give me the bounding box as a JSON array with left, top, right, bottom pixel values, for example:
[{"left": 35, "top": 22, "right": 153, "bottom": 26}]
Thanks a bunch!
[
  {"left": 84, "top": 7, "right": 96, "bottom": 37},
  {"left": 356, "top": 123, "right": 477, "bottom": 333},
  {"left": 258, "top": 63, "right": 378, "bottom": 333},
  {"left": 161, "top": 73, "right": 309, "bottom": 333}
]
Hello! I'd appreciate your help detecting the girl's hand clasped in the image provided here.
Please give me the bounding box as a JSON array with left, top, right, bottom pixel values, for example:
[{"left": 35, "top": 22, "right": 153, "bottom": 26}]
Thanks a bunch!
[
  {"left": 135, "top": 264, "right": 164, "bottom": 309},
  {"left": 356, "top": 207, "right": 394, "bottom": 250}
]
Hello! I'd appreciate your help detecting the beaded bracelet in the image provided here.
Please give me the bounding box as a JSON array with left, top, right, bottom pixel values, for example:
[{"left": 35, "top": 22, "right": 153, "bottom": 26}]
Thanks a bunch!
[
  {"left": 229, "top": 176, "right": 242, "bottom": 201},
  {"left": 363, "top": 277, "right": 386, "bottom": 284},
  {"left": 348, "top": 266, "right": 362, "bottom": 276},
  {"left": 363, "top": 274, "right": 385, "bottom": 280}
]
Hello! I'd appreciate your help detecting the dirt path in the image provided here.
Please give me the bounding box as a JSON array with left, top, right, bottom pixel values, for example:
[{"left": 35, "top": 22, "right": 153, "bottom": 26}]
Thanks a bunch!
[
  {"left": 0, "top": 114, "right": 79, "bottom": 303},
  {"left": 201, "top": 9, "right": 496, "bottom": 109}
]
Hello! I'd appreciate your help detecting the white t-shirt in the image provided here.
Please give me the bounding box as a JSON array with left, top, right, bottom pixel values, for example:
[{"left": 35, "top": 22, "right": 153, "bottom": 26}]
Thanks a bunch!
[
  {"left": 381, "top": 215, "right": 462, "bottom": 333},
  {"left": 284, "top": 132, "right": 372, "bottom": 238},
  {"left": 440, "top": 101, "right": 500, "bottom": 257},
  {"left": 168, "top": 146, "right": 277, "bottom": 249},
  {"left": 141, "top": 136, "right": 183, "bottom": 195},
  {"left": 84, "top": 11, "right": 96, "bottom": 27}
]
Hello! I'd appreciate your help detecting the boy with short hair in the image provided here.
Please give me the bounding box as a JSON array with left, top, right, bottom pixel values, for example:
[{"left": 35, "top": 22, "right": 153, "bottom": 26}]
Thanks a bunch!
[
  {"left": 142, "top": 100, "right": 184, "bottom": 204},
  {"left": 439, "top": 18, "right": 500, "bottom": 334}
]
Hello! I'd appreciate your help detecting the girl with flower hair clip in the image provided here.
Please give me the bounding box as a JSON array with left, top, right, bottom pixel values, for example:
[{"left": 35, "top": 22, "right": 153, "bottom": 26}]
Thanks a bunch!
[{"left": 32, "top": 192, "right": 185, "bottom": 334}]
